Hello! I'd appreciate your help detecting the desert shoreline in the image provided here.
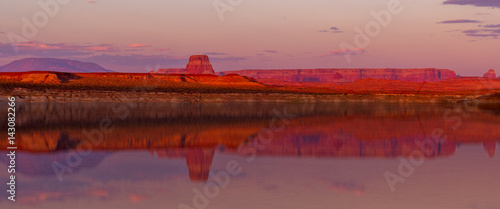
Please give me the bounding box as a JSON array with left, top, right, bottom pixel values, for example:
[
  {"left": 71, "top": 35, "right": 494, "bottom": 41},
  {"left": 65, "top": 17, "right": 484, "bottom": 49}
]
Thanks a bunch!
[{"left": 1, "top": 87, "right": 499, "bottom": 104}]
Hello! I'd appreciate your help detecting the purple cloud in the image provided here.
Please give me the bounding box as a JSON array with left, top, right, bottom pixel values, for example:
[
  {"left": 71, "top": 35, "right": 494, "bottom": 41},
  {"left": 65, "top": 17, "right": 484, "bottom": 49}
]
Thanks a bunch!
[
  {"left": 210, "top": 56, "right": 246, "bottom": 62},
  {"left": 128, "top": 43, "right": 151, "bottom": 48},
  {"left": 0, "top": 41, "right": 119, "bottom": 57},
  {"left": 316, "top": 48, "right": 365, "bottom": 57},
  {"left": 443, "top": 0, "right": 500, "bottom": 8},
  {"left": 319, "top": 26, "right": 343, "bottom": 33},
  {"left": 263, "top": 50, "right": 278, "bottom": 53},
  {"left": 203, "top": 52, "right": 227, "bottom": 56},
  {"left": 482, "top": 24, "right": 500, "bottom": 28},
  {"left": 462, "top": 26, "right": 500, "bottom": 38},
  {"left": 83, "top": 54, "right": 188, "bottom": 67},
  {"left": 83, "top": 54, "right": 246, "bottom": 68},
  {"left": 0, "top": 43, "right": 17, "bottom": 56},
  {"left": 438, "top": 19, "right": 481, "bottom": 24}
]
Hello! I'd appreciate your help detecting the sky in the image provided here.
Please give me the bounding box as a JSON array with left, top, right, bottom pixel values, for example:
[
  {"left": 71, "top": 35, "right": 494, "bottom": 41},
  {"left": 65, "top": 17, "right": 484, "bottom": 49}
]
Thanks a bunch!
[{"left": 0, "top": 0, "right": 499, "bottom": 75}]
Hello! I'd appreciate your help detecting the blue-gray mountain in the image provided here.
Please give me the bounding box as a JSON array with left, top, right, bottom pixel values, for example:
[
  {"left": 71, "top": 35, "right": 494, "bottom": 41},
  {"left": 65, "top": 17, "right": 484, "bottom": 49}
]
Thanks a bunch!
[{"left": 0, "top": 58, "right": 112, "bottom": 73}]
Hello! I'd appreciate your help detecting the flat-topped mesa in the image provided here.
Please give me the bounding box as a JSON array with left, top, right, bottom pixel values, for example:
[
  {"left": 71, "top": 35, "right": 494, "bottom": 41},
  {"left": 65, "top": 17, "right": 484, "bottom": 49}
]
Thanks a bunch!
[
  {"left": 222, "top": 68, "right": 457, "bottom": 83},
  {"left": 154, "top": 68, "right": 184, "bottom": 74},
  {"left": 483, "top": 69, "right": 496, "bottom": 78},
  {"left": 184, "top": 55, "right": 215, "bottom": 74}
]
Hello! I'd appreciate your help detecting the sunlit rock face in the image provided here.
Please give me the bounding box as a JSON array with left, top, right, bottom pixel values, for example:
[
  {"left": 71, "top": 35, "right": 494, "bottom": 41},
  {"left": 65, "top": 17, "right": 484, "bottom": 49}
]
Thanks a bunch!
[
  {"left": 222, "top": 68, "right": 457, "bottom": 84},
  {"left": 184, "top": 55, "right": 215, "bottom": 75},
  {"left": 483, "top": 69, "right": 496, "bottom": 78},
  {"left": 155, "top": 68, "right": 185, "bottom": 74},
  {"left": 154, "top": 55, "right": 215, "bottom": 75}
]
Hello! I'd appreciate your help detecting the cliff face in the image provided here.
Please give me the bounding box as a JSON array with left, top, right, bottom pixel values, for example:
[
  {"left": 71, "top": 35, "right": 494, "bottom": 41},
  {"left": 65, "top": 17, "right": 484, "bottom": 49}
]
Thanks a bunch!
[
  {"left": 154, "top": 55, "right": 215, "bottom": 75},
  {"left": 184, "top": 55, "right": 215, "bottom": 74},
  {"left": 151, "top": 55, "right": 458, "bottom": 83},
  {"left": 155, "top": 68, "right": 184, "bottom": 74},
  {"left": 222, "top": 68, "right": 457, "bottom": 83},
  {"left": 483, "top": 69, "right": 496, "bottom": 78}
]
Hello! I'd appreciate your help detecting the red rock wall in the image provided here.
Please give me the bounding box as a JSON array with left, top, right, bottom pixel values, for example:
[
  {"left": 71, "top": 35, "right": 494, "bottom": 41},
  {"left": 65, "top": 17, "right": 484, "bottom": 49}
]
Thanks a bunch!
[
  {"left": 184, "top": 55, "right": 215, "bottom": 74},
  {"left": 156, "top": 68, "right": 184, "bottom": 74},
  {"left": 222, "top": 68, "right": 457, "bottom": 83},
  {"left": 483, "top": 69, "right": 497, "bottom": 78}
]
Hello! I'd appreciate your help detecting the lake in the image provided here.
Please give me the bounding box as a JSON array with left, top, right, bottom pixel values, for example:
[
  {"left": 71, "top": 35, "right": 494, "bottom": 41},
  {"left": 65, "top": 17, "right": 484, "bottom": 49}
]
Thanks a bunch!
[{"left": 1, "top": 101, "right": 499, "bottom": 209}]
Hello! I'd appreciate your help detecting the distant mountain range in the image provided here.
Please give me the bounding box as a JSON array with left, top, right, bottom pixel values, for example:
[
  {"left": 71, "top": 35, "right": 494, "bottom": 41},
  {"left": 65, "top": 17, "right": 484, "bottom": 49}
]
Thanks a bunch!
[{"left": 0, "top": 58, "right": 112, "bottom": 73}]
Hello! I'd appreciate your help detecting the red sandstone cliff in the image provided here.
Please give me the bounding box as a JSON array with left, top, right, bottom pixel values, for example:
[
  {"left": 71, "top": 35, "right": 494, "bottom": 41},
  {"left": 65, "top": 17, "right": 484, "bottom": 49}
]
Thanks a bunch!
[
  {"left": 483, "top": 69, "right": 497, "bottom": 78},
  {"left": 221, "top": 68, "right": 456, "bottom": 84},
  {"left": 155, "top": 68, "right": 184, "bottom": 74},
  {"left": 184, "top": 55, "right": 215, "bottom": 74},
  {"left": 154, "top": 55, "right": 215, "bottom": 75}
]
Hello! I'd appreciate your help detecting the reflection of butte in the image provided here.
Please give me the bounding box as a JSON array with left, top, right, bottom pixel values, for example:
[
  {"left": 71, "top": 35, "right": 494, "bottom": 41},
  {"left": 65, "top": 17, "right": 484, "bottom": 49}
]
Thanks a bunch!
[
  {"left": 151, "top": 141, "right": 498, "bottom": 182},
  {"left": 152, "top": 148, "right": 215, "bottom": 181},
  {"left": 184, "top": 149, "right": 215, "bottom": 181},
  {"left": 484, "top": 141, "right": 496, "bottom": 158}
]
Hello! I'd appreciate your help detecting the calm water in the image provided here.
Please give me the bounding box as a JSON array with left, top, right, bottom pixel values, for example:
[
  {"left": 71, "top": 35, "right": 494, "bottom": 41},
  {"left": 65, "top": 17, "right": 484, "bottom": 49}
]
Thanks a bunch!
[{"left": 0, "top": 101, "right": 499, "bottom": 209}]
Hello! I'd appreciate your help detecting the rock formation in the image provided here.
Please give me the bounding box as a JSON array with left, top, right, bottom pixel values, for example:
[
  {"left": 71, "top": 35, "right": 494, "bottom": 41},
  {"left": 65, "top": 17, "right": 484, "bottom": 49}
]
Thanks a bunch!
[
  {"left": 155, "top": 68, "right": 184, "bottom": 74},
  {"left": 184, "top": 55, "right": 215, "bottom": 74},
  {"left": 151, "top": 56, "right": 458, "bottom": 83},
  {"left": 483, "top": 69, "right": 496, "bottom": 78},
  {"left": 154, "top": 55, "right": 215, "bottom": 75},
  {"left": 0, "top": 58, "right": 112, "bottom": 73},
  {"left": 222, "top": 68, "right": 456, "bottom": 84},
  {"left": 184, "top": 149, "right": 215, "bottom": 181},
  {"left": 483, "top": 141, "right": 496, "bottom": 158},
  {"left": 20, "top": 73, "right": 61, "bottom": 84}
]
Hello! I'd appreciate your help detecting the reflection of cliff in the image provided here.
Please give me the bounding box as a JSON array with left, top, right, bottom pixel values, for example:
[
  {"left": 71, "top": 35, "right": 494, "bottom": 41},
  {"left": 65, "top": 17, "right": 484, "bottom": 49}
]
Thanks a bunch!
[
  {"left": 232, "top": 135, "right": 457, "bottom": 158},
  {"left": 483, "top": 141, "right": 496, "bottom": 158},
  {"left": 1, "top": 103, "right": 499, "bottom": 153},
  {"left": 185, "top": 149, "right": 215, "bottom": 181}
]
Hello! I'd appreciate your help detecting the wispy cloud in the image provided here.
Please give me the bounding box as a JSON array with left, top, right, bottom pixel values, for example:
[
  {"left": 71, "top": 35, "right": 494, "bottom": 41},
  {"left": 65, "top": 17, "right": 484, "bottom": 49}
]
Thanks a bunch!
[
  {"left": 319, "top": 26, "right": 344, "bottom": 34},
  {"left": 86, "top": 1, "right": 97, "bottom": 3},
  {"left": 263, "top": 50, "right": 278, "bottom": 53},
  {"left": 443, "top": 0, "right": 500, "bottom": 8},
  {"left": 203, "top": 52, "right": 227, "bottom": 56},
  {"left": 463, "top": 28, "right": 500, "bottom": 38},
  {"left": 128, "top": 43, "right": 152, "bottom": 48},
  {"left": 317, "top": 48, "right": 365, "bottom": 57},
  {"left": 437, "top": 19, "right": 481, "bottom": 24},
  {"left": 0, "top": 41, "right": 118, "bottom": 57},
  {"left": 481, "top": 24, "right": 500, "bottom": 28},
  {"left": 155, "top": 48, "right": 170, "bottom": 52},
  {"left": 83, "top": 54, "right": 245, "bottom": 68},
  {"left": 461, "top": 24, "right": 500, "bottom": 38},
  {"left": 210, "top": 56, "right": 246, "bottom": 62},
  {"left": 83, "top": 54, "right": 188, "bottom": 67}
]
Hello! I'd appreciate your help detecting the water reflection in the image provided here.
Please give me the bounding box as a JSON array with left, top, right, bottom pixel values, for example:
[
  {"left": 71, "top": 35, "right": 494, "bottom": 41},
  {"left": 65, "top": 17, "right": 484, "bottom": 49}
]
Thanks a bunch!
[{"left": 0, "top": 102, "right": 499, "bottom": 208}]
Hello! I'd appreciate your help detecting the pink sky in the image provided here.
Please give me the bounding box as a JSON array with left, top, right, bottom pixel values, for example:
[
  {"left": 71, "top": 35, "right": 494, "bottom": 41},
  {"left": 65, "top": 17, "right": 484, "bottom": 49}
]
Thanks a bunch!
[{"left": 0, "top": 0, "right": 499, "bottom": 75}]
